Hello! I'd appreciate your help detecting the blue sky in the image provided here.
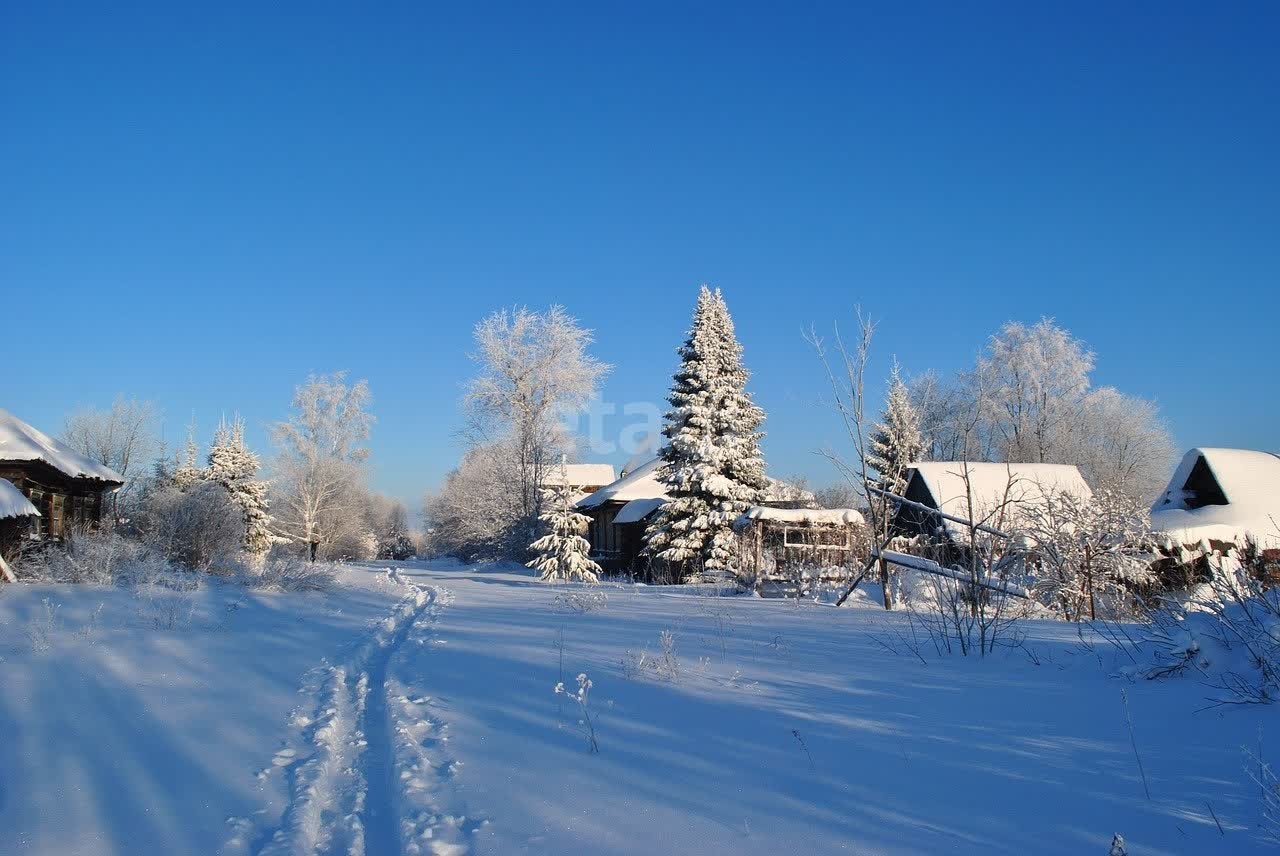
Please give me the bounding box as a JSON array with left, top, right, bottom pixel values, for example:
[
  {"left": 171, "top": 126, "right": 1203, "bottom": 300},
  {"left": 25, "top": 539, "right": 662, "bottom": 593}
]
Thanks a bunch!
[{"left": 3, "top": 2, "right": 1277, "bottom": 504}]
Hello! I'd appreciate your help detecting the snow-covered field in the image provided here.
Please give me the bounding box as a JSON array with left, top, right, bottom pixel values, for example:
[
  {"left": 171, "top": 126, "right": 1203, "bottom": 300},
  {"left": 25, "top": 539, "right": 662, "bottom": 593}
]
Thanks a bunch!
[{"left": 0, "top": 560, "right": 1271, "bottom": 855}]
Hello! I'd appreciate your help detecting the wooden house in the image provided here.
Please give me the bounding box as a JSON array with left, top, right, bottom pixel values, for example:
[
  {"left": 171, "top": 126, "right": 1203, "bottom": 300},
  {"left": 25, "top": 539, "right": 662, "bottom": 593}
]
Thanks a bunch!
[
  {"left": 891, "top": 462, "right": 1093, "bottom": 544},
  {"left": 0, "top": 478, "right": 40, "bottom": 580},
  {"left": 1151, "top": 448, "right": 1280, "bottom": 553},
  {"left": 733, "top": 506, "right": 867, "bottom": 597},
  {"left": 576, "top": 457, "right": 818, "bottom": 580},
  {"left": 577, "top": 458, "right": 667, "bottom": 576},
  {"left": 0, "top": 409, "right": 124, "bottom": 540}
]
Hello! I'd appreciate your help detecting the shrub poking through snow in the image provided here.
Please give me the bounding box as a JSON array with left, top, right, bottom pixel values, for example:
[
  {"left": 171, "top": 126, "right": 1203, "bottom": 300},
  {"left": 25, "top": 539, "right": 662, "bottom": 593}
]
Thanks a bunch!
[
  {"left": 554, "top": 673, "right": 600, "bottom": 753},
  {"left": 528, "top": 460, "right": 601, "bottom": 583}
]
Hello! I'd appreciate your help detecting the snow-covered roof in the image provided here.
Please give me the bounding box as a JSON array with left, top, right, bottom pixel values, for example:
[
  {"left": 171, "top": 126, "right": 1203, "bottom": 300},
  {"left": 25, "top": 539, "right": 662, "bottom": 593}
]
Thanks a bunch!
[
  {"left": 735, "top": 506, "right": 865, "bottom": 528},
  {"left": 0, "top": 478, "right": 39, "bottom": 520},
  {"left": 0, "top": 409, "right": 124, "bottom": 484},
  {"left": 613, "top": 497, "right": 666, "bottom": 525},
  {"left": 577, "top": 458, "right": 669, "bottom": 510},
  {"left": 1151, "top": 448, "right": 1280, "bottom": 549},
  {"left": 545, "top": 463, "right": 617, "bottom": 489},
  {"left": 904, "top": 462, "right": 1093, "bottom": 535}
]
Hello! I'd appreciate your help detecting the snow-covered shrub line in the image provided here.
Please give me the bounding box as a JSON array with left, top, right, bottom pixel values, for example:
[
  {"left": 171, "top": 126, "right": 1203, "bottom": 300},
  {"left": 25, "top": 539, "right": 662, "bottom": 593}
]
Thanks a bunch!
[{"left": 1135, "top": 555, "right": 1280, "bottom": 706}]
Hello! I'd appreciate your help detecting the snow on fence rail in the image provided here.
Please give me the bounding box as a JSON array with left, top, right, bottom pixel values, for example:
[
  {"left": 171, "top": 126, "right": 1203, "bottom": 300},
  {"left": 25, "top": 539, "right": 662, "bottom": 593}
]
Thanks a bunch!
[{"left": 873, "top": 549, "right": 1030, "bottom": 599}]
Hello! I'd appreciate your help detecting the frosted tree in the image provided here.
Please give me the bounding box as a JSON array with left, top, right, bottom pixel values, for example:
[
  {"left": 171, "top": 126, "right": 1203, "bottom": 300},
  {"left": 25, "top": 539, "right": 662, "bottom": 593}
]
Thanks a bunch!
[
  {"left": 465, "top": 305, "right": 610, "bottom": 551},
  {"left": 912, "top": 318, "right": 1175, "bottom": 502},
  {"left": 271, "top": 372, "right": 374, "bottom": 561},
  {"left": 528, "top": 460, "right": 601, "bottom": 583},
  {"left": 207, "top": 416, "right": 273, "bottom": 556},
  {"left": 866, "top": 361, "right": 925, "bottom": 496},
  {"left": 1020, "top": 486, "right": 1155, "bottom": 621},
  {"left": 172, "top": 420, "right": 205, "bottom": 491},
  {"left": 62, "top": 396, "right": 158, "bottom": 519},
  {"left": 644, "top": 286, "right": 768, "bottom": 578}
]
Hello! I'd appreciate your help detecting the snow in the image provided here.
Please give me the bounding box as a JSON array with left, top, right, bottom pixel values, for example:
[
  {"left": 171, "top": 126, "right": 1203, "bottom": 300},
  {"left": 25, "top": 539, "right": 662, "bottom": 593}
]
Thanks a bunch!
[
  {"left": 612, "top": 497, "right": 665, "bottom": 524},
  {"left": 0, "top": 477, "right": 39, "bottom": 520},
  {"left": 576, "top": 457, "right": 668, "bottom": 509},
  {"left": 735, "top": 506, "right": 865, "bottom": 526},
  {"left": 905, "top": 461, "right": 1093, "bottom": 534},
  {"left": 544, "top": 463, "right": 617, "bottom": 489},
  {"left": 1, "top": 558, "right": 1275, "bottom": 854},
  {"left": 0, "top": 408, "right": 124, "bottom": 483},
  {"left": 1151, "top": 448, "right": 1280, "bottom": 548}
]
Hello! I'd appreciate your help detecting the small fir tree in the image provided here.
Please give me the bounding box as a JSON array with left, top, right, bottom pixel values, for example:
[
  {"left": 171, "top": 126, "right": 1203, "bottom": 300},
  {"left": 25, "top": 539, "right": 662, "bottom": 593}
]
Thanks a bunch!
[
  {"left": 866, "top": 361, "right": 925, "bottom": 497},
  {"left": 528, "top": 460, "right": 602, "bottom": 583},
  {"left": 172, "top": 421, "right": 204, "bottom": 491},
  {"left": 207, "top": 416, "right": 274, "bottom": 555}
]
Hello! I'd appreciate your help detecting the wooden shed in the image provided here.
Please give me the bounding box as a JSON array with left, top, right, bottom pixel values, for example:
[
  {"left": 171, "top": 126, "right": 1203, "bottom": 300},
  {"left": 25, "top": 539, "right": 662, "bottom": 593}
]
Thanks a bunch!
[
  {"left": 733, "top": 506, "right": 868, "bottom": 597},
  {"left": 0, "top": 409, "right": 124, "bottom": 540}
]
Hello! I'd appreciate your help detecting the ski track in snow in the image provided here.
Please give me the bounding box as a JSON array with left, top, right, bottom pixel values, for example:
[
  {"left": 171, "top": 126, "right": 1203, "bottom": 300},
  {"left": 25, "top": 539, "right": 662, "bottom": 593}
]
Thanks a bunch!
[{"left": 224, "top": 569, "right": 471, "bottom": 856}]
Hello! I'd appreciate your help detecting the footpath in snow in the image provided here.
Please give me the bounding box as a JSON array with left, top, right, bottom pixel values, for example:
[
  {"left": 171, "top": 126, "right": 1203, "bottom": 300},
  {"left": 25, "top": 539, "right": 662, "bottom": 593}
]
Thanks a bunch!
[{"left": 2, "top": 557, "right": 1276, "bottom": 855}]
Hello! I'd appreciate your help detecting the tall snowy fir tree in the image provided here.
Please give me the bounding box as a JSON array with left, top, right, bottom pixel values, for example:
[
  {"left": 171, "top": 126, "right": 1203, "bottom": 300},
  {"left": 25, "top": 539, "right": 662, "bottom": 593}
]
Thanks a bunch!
[
  {"left": 644, "top": 286, "right": 768, "bottom": 580},
  {"left": 866, "top": 362, "right": 926, "bottom": 496},
  {"left": 207, "top": 417, "right": 273, "bottom": 555},
  {"left": 528, "top": 459, "right": 601, "bottom": 583}
]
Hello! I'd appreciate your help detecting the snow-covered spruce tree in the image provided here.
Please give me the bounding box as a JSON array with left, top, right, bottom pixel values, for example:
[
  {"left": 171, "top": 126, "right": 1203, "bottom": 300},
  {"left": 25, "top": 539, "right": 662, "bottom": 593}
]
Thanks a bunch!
[
  {"left": 866, "top": 361, "right": 925, "bottom": 497},
  {"left": 527, "top": 460, "right": 601, "bottom": 583},
  {"left": 207, "top": 416, "right": 273, "bottom": 556},
  {"left": 644, "top": 286, "right": 767, "bottom": 580},
  {"left": 173, "top": 422, "right": 205, "bottom": 491}
]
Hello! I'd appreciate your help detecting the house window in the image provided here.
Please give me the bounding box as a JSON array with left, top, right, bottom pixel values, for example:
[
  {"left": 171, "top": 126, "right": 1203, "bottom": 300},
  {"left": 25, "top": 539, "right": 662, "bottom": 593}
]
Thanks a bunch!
[
  {"left": 50, "top": 495, "right": 65, "bottom": 538},
  {"left": 26, "top": 489, "right": 45, "bottom": 537}
]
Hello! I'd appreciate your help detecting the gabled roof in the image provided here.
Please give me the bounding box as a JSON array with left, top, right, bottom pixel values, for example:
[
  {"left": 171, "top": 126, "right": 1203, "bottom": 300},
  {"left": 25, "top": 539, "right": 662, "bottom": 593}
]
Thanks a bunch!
[
  {"left": 545, "top": 463, "right": 617, "bottom": 489},
  {"left": 577, "top": 457, "right": 820, "bottom": 521},
  {"left": 0, "top": 478, "right": 39, "bottom": 520},
  {"left": 0, "top": 409, "right": 124, "bottom": 484},
  {"left": 577, "top": 458, "right": 668, "bottom": 510},
  {"left": 1151, "top": 448, "right": 1280, "bottom": 548},
  {"left": 902, "top": 462, "right": 1093, "bottom": 535}
]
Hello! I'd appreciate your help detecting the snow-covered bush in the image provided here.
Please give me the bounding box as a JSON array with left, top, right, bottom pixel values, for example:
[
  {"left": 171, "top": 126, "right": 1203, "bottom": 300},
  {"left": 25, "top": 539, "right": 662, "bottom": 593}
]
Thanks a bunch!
[
  {"left": 132, "top": 481, "right": 244, "bottom": 572},
  {"left": 242, "top": 555, "right": 339, "bottom": 592},
  {"left": 1140, "top": 552, "right": 1280, "bottom": 706},
  {"left": 551, "top": 590, "right": 608, "bottom": 613},
  {"left": 423, "top": 439, "right": 530, "bottom": 562},
  {"left": 16, "top": 530, "right": 155, "bottom": 585},
  {"left": 1019, "top": 487, "right": 1157, "bottom": 621}
]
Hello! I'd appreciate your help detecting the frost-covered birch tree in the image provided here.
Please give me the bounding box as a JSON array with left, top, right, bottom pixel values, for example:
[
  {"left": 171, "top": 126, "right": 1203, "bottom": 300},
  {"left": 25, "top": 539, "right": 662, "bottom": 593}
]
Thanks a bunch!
[
  {"left": 910, "top": 318, "right": 1175, "bottom": 502},
  {"left": 528, "top": 459, "right": 602, "bottom": 583},
  {"left": 463, "top": 306, "right": 609, "bottom": 552},
  {"left": 62, "top": 396, "right": 159, "bottom": 518},
  {"left": 644, "top": 286, "right": 767, "bottom": 579},
  {"left": 270, "top": 372, "right": 374, "bottom": 561}
]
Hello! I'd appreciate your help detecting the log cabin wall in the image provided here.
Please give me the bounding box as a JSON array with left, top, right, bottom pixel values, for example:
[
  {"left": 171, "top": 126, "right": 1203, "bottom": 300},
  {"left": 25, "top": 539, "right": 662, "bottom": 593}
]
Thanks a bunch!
[{"left": 0, "top": 461, "right": 112, "bottom": 539}]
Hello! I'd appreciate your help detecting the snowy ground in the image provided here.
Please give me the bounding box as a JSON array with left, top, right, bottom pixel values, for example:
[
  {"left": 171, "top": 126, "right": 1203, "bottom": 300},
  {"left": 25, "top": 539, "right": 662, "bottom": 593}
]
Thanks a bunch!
[{"left": 0, "top": 559, "right": 1272, "bottom": 855}]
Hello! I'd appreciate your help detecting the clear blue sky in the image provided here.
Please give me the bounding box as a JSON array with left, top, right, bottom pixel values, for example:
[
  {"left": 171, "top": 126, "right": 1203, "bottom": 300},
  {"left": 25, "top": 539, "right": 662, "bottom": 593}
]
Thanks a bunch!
[{"left": 3, "top": 2, "right": 1277, "bottom": 504}]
